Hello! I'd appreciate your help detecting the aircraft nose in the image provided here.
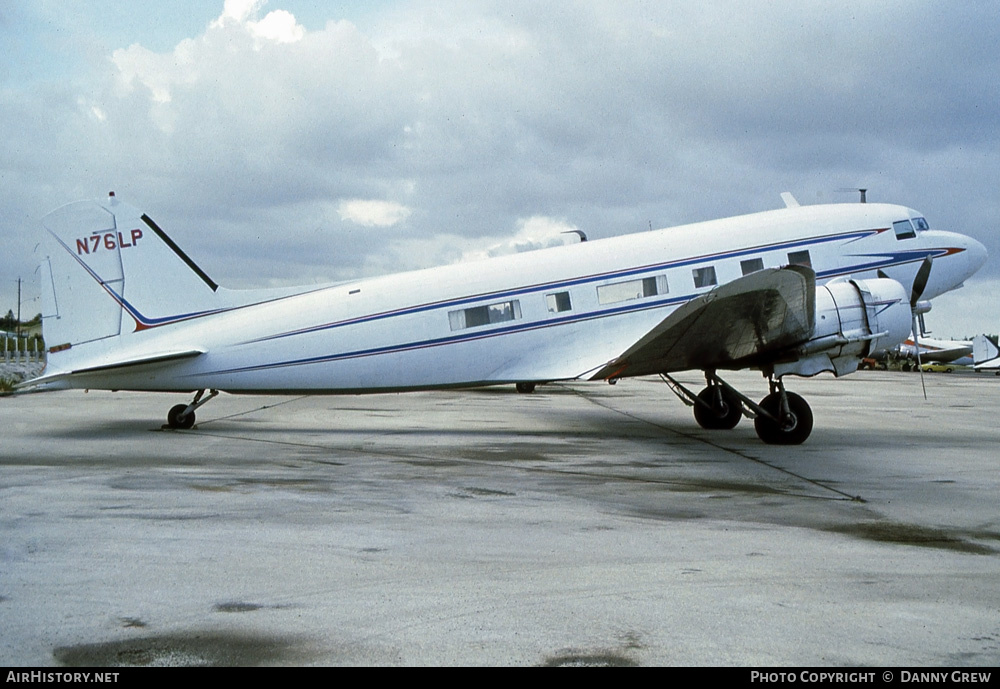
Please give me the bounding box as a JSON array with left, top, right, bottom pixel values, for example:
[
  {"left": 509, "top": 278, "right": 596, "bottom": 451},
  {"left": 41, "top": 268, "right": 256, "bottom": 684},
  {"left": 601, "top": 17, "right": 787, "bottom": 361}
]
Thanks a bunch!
[
  {"left": 964, "top": 234, "right": 988, "bottom": 275},
  {"left": 918, "top": 230, "right": 988, "bottom": 301},
  {"left": 949, "top": 231, "right": 989, "bottom": 285},
  {"left": 945, "top": 231, "right": 988, "bottom": 293}
]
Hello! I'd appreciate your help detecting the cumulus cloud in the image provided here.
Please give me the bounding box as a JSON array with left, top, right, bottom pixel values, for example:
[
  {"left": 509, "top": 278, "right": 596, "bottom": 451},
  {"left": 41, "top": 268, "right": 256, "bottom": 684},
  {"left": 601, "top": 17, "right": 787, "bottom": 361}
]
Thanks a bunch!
[
  {"left": 215, "top": 0, "right": 266, "bottom": 26},
  {"left": 211, "top": 0, "right": 305, "bottom": 44},
  {"left": 459, "top": 216, "right": 584, "bottom": 262},
  {"left": 1, "top": 1, "right": 998, "bottom": 336},
  {"left": 337, "top": 199, "right": 412, "bottom": 227}
]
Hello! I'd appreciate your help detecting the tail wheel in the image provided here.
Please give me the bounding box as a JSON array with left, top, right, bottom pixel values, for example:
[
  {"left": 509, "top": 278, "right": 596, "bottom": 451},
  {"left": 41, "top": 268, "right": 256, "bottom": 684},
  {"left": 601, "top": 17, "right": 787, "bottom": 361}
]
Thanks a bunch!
[
  {"left": 167, "top": 404, "right": 196, "bottom": 430},
  {"left": 754, "top": 391, "right": 813, "bottom": 445},
  {"left": 693, "top": 385, "right": 743, "bottom": 430},
  {"left": 515, "top": 382, "right": 536, "bottom": 394}
]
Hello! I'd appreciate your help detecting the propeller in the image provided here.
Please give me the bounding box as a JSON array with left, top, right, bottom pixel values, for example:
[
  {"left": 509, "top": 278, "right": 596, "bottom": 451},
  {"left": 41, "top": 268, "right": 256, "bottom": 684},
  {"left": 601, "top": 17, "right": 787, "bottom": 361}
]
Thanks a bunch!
[
  {"left": 909, "top": 257, "right": 933, "bottom": 400},
  {"left": 910, "top": 256, "right": 932, "bottom": 307}
]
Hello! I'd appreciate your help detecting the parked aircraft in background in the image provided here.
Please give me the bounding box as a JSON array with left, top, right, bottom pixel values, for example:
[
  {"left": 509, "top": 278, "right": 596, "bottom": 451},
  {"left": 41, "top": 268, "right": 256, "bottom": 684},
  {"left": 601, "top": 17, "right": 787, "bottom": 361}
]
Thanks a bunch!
[
  {"left": 21, "top": 193, "right": 986, "bottom": 444},
  {"left": 972, "top": 335, "right": 1000, "bottom": 374},
  {"left": 896, "top": 335, "right": 973, "bottom": 363}
]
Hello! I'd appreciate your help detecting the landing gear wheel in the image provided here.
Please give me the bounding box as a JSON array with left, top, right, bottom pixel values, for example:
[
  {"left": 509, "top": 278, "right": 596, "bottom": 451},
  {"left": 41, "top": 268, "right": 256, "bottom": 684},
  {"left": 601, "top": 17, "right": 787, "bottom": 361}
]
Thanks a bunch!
[
  {"left": 693, "top": 385, "right": 743, "bottom": 430},
  {"left": 754, "top": 391, "right": 813, "bottom": 445},
  {"left": 515, "top": 382, "right": 536, "bottom": 394},
  {"left": 167, "top": 404, "right": 196, "bottom": 430}
]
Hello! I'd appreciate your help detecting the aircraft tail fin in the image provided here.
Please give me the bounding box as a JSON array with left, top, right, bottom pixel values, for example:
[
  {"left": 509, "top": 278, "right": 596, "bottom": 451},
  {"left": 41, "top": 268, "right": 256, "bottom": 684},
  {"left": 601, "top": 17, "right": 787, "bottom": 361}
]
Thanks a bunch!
[
  {"left": 972, "top": 334, "right": 1000, "bottom": 367},
  {"left": 39, "top": 194, "right": 222, "bottom": 353}
]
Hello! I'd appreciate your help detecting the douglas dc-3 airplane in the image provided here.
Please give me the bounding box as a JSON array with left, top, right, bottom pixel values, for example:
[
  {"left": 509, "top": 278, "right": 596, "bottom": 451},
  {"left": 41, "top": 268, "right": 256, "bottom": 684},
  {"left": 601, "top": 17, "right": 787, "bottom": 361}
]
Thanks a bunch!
[
  {"left": 896, "top": 335, "right": 974, "bottom": 364},
  {"left": 21, "top": 192, "right": 986, "bottom": 444}
]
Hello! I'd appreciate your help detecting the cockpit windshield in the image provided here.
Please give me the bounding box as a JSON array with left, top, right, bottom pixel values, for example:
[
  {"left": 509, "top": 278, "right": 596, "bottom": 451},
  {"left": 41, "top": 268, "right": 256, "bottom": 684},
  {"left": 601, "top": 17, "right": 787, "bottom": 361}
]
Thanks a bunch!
[
  {"left": 893, "top": 220, "right": 916, "bottom": 240},
  {"left": 893, "top": 216, "right": 929, "bottom": 240}
]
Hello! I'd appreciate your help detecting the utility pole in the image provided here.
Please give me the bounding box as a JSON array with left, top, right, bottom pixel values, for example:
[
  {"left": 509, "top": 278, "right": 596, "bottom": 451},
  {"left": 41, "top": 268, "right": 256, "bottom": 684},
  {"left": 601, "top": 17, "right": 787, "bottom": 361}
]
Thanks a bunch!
[{"left": 17, "top": 277, "right": 22, "bottom": 338}]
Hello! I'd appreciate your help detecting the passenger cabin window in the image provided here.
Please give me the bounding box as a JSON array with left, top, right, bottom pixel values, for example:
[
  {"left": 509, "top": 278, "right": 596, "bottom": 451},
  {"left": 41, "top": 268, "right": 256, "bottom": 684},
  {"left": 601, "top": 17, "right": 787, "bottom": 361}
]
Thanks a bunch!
[
  {"left": 597, "top": 275, "right": 668, "bottom": 305},
  {"left": 893, "top": 219, "right": 916, "bottom": 240},
  {"left": 787, "top": 250, "right": 812, "bottom": 268},
  {"left": 449, "top": 300, "right": 522, "bottom": 331},
  {"left": 692, "top": 266, "right": 717, "bottom": 288},
  {"left": 546, "top": 291, "right": 572, "bottom": 313},
  {"left": 740, "top": 258, "right": 764, "bottom": 275}
]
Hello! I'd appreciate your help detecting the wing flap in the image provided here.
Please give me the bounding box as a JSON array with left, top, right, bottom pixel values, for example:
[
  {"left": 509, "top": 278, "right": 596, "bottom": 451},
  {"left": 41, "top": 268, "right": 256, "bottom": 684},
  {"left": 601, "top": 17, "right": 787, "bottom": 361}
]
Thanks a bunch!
[{"left": 592, "top": 266, "right": 816, "bottom": 379}]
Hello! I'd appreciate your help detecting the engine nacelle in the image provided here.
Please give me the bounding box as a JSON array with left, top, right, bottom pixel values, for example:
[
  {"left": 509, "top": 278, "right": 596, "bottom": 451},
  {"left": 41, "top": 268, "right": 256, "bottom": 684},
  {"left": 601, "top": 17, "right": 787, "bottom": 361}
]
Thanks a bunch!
[{"left": 773, "top": 277, "right": 911, "bottom": 378}]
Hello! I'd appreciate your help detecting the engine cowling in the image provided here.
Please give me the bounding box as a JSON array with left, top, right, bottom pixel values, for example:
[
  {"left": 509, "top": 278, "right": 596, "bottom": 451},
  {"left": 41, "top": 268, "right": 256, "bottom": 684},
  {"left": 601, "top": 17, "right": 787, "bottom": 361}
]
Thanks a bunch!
[{"left": 773, "top": 277, "right": 911, "bottom": 378}]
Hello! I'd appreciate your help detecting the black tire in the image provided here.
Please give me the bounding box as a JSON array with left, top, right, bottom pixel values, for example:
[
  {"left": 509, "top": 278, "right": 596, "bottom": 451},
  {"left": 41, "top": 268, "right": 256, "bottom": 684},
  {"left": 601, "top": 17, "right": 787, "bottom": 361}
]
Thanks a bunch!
[
  {"left": 167, "top": 404, "right": 195, "bottom": 430},
  {"left": 693, "top": 385, "right": 743, "bottom": 430},
  {"left": 753, "top": 391, "right": 813, "bottom": 445},
  {"left": 515, "top": 382, "right": 536, "bottom": 394}
]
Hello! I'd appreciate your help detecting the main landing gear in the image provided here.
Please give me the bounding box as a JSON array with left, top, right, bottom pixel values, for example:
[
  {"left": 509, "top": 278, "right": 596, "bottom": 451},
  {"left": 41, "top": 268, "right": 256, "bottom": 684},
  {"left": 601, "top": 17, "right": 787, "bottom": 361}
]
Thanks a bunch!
[
  {"left": 166, "top": 389, "right": 219, "bottom": 430},
  {"left": 663, "top": 371, "right": 814, "bottom": 445},
  {"left": 752, "top": 386, "right": 813, "bottom": 446}
]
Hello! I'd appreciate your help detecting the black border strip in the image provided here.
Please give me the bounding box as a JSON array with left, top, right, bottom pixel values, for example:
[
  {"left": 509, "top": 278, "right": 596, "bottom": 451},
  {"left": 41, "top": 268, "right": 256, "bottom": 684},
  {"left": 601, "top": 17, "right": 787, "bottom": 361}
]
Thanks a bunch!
[{"left": 141, "top": 214, "right": 219, "bottom": 292}]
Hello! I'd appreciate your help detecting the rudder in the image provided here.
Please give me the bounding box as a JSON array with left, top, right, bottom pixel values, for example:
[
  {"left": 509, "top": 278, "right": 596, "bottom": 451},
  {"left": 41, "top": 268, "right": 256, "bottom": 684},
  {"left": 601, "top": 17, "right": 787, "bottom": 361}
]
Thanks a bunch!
[{"left": 973, "top": 334, "right": 999, "bottom": 366}]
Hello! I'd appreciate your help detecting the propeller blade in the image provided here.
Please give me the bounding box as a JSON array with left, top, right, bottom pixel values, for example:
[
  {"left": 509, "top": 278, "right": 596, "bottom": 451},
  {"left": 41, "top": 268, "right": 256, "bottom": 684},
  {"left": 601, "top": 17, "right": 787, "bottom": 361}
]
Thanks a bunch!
[
  {"left": 912, "top": 315, "right": 928, "bottom": 401},
  {"left": 910, "top": 257, "right": 933, "bottom": 307}
]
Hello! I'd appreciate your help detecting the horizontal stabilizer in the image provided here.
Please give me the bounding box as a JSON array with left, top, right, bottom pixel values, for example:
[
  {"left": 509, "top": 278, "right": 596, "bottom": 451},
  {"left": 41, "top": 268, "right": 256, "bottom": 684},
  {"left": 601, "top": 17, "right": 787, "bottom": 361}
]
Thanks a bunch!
[{"left": 18, "top": 348, "right": 205, "bottom": 390}]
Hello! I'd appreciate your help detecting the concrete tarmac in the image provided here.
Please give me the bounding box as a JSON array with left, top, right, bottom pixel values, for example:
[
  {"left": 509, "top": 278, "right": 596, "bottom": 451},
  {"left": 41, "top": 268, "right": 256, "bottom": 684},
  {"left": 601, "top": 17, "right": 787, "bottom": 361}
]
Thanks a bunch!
[{"left": 1, "top": 371, "right": 999, "bottom": 666}]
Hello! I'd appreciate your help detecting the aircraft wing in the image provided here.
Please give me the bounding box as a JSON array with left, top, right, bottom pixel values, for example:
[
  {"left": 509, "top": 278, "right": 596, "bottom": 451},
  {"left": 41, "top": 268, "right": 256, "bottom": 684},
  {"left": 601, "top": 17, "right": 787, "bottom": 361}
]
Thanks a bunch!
[{"left": 591, "top": 265, "right": 816, "bottom": 379}]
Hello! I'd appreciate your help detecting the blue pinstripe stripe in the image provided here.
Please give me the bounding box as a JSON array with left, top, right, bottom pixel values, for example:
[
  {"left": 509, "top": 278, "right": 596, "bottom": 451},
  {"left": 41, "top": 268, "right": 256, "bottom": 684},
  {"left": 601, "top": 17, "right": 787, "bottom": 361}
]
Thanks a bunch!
[
  {"left": 242, "top": 227, "right": 883, "bottom": 346},
  {"left": 201, "top": 246, "right": 950, "bottom": 377}
]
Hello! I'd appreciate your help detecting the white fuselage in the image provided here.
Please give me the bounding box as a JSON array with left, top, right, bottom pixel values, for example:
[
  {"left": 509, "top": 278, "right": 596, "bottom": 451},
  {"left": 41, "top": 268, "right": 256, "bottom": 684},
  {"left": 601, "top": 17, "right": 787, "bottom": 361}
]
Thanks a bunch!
[
  {"left": 44, "top": 202, "right": 987, "bottom": 393},
  {"left": 896, "top": 336, "right": 974, "bottom": 363}
]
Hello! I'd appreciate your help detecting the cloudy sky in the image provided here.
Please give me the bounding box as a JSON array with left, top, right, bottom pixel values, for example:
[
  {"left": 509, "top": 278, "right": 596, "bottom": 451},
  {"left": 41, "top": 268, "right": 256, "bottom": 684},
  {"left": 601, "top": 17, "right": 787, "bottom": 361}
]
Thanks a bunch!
[{"left": 2, "top": 0, "right": 997, "bottom": 337}]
